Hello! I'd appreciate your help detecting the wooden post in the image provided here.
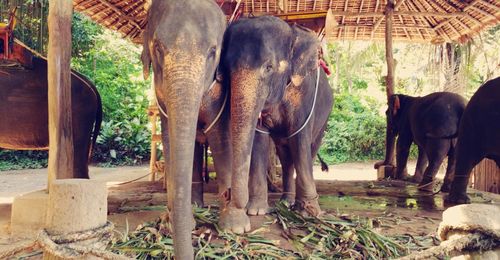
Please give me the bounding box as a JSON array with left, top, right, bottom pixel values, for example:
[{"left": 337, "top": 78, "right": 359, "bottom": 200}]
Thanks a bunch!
[
  {"left": 380, "top": 0, "right": 396, "bottom": 172},
  {"left": 385, "top": 0, "right": 395, "bottom": 98},
  {"left": 47, "top": 0, "right": 74, "bottom": 186}
]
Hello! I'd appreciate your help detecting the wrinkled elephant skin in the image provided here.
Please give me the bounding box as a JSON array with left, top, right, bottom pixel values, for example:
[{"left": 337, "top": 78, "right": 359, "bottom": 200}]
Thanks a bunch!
[
  {"left": 0, "top": 56, "right": 102, "bottom": 178},
  {"left": 446, "top": 77, "right": 500, "bottom": 204},
  {"left": 141, "top": 0, "right": 226, "bottom": 258},
  {"left": 219, "top": 16, "right": 333, "bottom": 232}
]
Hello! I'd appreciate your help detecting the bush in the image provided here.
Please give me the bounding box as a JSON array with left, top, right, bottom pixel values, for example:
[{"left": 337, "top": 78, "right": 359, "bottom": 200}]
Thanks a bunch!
[{"left": 318, "top": 93, "right": 386, "bottom": 164}]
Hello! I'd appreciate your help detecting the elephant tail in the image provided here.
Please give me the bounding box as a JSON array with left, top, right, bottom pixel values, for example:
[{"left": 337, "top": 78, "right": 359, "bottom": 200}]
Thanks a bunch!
[
  {"left": 317, "top": 154, "right": 329, "bottom": 172},
  {"left": 91, "top": 90, "right": 103, "bottom": 160}
]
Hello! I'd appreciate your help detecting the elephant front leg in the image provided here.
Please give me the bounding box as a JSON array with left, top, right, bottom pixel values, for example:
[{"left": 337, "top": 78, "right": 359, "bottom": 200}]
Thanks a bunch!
[
  {"left": 247, "top": 132, "right": 271, "bottom": 216},
  {"left": 412, "top": 147, "right": 428, "bottom": 183},
  {"left": 290, "top": 134, "right": 321, "bottom": 217},
  {"left": 276, "top": 145, "right": 295, "bottom": 205},
  {"left": 395, "top": 132, "right": 412, "bottom": 180}
]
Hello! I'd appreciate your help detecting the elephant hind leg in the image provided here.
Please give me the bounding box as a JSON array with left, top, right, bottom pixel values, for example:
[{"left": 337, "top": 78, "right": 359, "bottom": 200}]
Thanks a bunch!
[
  {"left": 441, "top": 139, "right": 457, "bottom": 192},
  {"left": 418, "top": 139, "right": 449, "bottom": 192},
  {"left": 412, "top": 147, "right": 428, "bottom": 183},
  {"left": 191, "top": 142, "right": 204, "bottom": 207}
]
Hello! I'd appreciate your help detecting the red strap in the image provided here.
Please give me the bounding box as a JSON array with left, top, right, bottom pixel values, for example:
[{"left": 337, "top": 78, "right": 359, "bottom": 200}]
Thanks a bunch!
[{"left": 319, "top": 59, "right": 331, "bottom": 76}]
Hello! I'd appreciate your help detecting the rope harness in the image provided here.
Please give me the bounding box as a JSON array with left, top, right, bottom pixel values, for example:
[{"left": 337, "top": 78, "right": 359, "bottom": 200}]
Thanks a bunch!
[
  {"left": 154, "top": 79, "right": 227, "bottom": 135},
  {"left": 256, "top": 66, "right": 321, "bottom": 138}
]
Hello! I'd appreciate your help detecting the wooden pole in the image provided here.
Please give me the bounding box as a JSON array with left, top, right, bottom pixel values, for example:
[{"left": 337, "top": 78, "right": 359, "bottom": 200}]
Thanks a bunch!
[
  {"left": 380, "top": 0, "right": 396, "bottom": 172},
  {"left": 385, "top": 0, "right": 395, "bottom": 98},
  {"left": 47, "top": 0, "right": 74, "bottom": 187}
]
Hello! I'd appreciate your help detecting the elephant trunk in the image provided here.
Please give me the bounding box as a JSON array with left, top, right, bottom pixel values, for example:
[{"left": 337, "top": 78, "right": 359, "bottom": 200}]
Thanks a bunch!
[
  {"left": 162, "top": 74, "right": 203, "bottom": 259},
  {"left": 229, "top": 70, "right": 264, "bottom": 209}
]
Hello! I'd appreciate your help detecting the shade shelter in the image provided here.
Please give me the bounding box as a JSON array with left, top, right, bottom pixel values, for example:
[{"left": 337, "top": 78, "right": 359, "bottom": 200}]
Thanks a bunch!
[{"left": 3, "top": 0, "right": 498, "bottom": 257}]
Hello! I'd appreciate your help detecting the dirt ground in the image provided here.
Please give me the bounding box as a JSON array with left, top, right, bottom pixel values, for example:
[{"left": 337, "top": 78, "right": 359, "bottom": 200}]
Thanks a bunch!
[{"left": 1, "top": 162, "right": 498, "bottom": 258}]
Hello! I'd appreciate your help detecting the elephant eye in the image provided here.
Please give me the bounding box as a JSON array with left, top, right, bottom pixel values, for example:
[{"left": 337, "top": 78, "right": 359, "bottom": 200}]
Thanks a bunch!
[
  {"left": 265, "top": 64, "right": 273, "bottom": 73},
  {"left": 208, "top": 46, "right": 217, "bottom": 59}
]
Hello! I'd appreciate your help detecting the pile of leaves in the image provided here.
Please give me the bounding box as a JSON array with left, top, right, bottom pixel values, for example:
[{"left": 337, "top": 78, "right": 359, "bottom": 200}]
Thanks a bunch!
[
  {"left": 109, "top": 206, "right": 296, "bottom": 259},
  {"left": 110, "top": 202, "right": 429, "bottom": 259}
]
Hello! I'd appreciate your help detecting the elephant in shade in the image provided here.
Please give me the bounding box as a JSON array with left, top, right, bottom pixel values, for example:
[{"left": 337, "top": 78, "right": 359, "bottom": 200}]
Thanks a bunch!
[
  {"left": 140, "top": 0, "right": 226, "bottom": 258},
  {"left": 0, "top": 56, "right": 102, "bottom": 178},
  {"left": 446, "top": 77, "right": 500, "bottom": 204},
  {"left": 375, "top": 92, "right": 467, "bottom": 192},
  {"left": 218, "top": 16, "right": 333, "bottom": 233}
]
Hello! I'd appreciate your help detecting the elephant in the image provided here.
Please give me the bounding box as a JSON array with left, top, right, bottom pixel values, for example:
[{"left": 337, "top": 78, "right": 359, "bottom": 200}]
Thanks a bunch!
[
  {"left": 140, "top": 0, "right": 227, "bottom": 258},
  {"left": 218, "top": 16, "right": 333, "bottom": 233},
  {"left": 375, "top": 92, "right": 467, "bottom": 192},
  {"left": 446, "top": 77, "right": 500, "bottom": 204},
  {"left": 0, "top": 56, "right": 102, "bottom": 178}
]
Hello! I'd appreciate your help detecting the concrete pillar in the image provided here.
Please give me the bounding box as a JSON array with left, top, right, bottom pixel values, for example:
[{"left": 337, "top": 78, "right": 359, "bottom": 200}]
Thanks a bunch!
[{"left": 43, "top": 179, "right": 107, "bottom": 260}]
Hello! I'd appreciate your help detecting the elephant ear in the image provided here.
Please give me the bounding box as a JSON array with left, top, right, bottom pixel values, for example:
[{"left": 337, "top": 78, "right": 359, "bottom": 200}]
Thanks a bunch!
[
  {"left": 141, "top": 45, "right": 151, "bottom": 80},
  {"left": 290, "top": 24, "right": 319, "bottom": 86},
  {"left": 391, "top": 95, "right": 401, "bottom": 116}
]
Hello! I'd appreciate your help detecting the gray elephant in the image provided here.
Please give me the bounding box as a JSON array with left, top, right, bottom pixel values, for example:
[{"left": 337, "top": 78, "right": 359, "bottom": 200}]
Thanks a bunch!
[
  {"left": 140, "top": 0, "right": 226, "bottom": 258},
  {"left": 218, "top": 16, "right": 333, "bottom": 233},
  {"left": 0, "top": 56, "right": 102, "bottom": 178},
  {"left": 446, "top": 77, "right": 500, "bottom": 204},
  {"left": 375, "top": 92, "right": 467, "bottom": 192}
]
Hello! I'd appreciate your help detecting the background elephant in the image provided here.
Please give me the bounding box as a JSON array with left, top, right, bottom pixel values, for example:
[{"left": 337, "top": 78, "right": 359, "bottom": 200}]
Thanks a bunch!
[
  {"left": 446, "top": 77, "right": 500, "bottom": 204},
  {"left": 375, "top": 92, "right": 467, "bottom": 192},
  {"left": 219, "top": 16, "right": 333, "bottom": 233},
  {"left": 140, "top": 0, "right": 226, "bottom": 258},
  {"left": 0, "top": 56, "right": 102, "bottom": 178}
]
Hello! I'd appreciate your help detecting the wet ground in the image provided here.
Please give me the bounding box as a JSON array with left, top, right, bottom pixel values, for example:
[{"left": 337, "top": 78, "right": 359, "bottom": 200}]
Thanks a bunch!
[{"left": 1, "top": 162, "right": 499, "bottom": 258}]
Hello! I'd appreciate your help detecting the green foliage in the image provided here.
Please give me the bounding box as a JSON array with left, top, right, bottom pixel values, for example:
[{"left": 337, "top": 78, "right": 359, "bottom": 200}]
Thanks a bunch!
[
  {"left": 71, "top": 16, "right": 151, "bottom": 166},
  {"left": 0, "top": 150, "right": 47, "bottom": 171},
  {"left": 319, "top": 93, "right": 386, "bottom": 164}
]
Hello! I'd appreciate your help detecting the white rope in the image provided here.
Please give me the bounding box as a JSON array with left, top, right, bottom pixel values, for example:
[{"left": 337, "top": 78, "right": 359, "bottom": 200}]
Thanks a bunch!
[
  {"left": 287, "top": 68, "right": 320, "bottom": 139},
  {"left": 154, "top": 80, "right": 218, "bottom": 121},
  {"left": 256, "top": 67, "right": 321, "bottom": 138},
  {"left": 228, "top": 0, "right": 242, "bottom": 24},
  {"left": 203, "top": 81, "right": 227, "bottom": 134}
]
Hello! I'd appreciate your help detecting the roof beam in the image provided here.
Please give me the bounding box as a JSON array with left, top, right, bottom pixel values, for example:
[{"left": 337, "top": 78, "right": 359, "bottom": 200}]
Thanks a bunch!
[
  {"left": 370, "top": 0, "right": 406, "bottom": 39},
  {"left": 328, "top": 11, "right": 468, "bottom": 18},
  {"left": 96, "top": 0, "right": 142, "bottom": 30}
]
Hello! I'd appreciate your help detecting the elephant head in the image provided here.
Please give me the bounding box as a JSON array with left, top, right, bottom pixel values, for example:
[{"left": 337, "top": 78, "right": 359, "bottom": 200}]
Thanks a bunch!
[
  {"left": 219, "top": 17, "right": 319, "bottom": 220},
  {"left": 141, "top": 0, "right": 226, "bottom": 258}
]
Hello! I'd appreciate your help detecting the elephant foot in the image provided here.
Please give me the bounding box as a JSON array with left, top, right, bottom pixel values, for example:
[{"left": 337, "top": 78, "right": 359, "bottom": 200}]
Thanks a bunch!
[
  {"left": 247, "top": 197, "right": 270, "bottom": 216},
  {"left": 418, "top": 179, "right": 435, "bottom": 192},
  {"left": 280, "top": 192, "right": 296, "bottom": 206},
  {"left": 440, "top": 181, "right": 452, "bottom": 193},
  {"left": 445, "top": 192, "right": 471, "bottom": 205},
  {"left": 410, "top": 174, "right": 423, "bottom": 183},
  {"left": 219, "top": 207, "right": 251, "bottom": 234},
  {"left": 294, "top": 195, "right": 321, "bottom": 217}
]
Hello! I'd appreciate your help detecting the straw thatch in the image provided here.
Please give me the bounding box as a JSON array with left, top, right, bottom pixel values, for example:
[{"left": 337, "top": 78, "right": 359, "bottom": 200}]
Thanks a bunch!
[{"left": 73, "top": 0, "right": 499, "bottom": 44}]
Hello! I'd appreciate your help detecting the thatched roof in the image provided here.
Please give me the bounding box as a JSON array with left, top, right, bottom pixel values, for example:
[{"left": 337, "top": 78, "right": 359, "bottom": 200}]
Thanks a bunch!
[{"left": 73, "top": 0, "right": 500, "bottom": 44}]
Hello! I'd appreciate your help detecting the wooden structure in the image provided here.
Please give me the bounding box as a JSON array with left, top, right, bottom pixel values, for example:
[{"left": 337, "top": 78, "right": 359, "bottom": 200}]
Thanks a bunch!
[
  {"left": 0, "top": 7, "right": 16, "bottom": 60},
  {"left": 470, "top": 159, "right": 500, "bottom": 194},
  {"left": 71, "top": 0, "right": 499, "bottom": 187},
  {"left": 73, "top": 0, "right": 500, "bottom": 45}
]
